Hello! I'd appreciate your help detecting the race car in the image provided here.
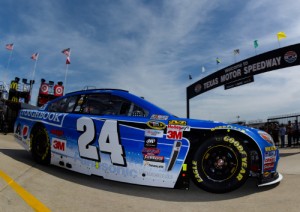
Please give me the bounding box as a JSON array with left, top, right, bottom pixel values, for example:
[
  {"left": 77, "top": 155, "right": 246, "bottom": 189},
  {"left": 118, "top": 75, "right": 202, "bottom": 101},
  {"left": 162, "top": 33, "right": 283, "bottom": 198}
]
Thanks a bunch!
[{"left": 14, "top": 88, "right": 282, "bottom": 193}]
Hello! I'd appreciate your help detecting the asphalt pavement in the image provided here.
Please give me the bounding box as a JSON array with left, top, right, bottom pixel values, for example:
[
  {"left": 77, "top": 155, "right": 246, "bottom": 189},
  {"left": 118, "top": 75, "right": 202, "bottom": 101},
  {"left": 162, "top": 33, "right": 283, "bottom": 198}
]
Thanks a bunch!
[{"left": 1, "top": 133, "right": 300, "bottom": 212}]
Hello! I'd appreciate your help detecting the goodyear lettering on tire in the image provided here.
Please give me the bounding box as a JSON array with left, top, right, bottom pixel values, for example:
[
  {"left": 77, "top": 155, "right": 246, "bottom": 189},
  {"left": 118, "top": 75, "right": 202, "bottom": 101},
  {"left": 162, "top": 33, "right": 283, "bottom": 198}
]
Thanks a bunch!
[{"left": 223, "top": 136, "right": 248, "bottom": 181}]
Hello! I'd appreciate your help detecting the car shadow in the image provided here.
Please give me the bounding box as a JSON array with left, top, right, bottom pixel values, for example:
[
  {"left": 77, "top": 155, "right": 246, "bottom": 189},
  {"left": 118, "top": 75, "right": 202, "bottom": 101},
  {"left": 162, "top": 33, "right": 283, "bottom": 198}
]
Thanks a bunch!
[
  {"left": 279, "top": 151, "right": 300, "bottom": 157},
  {"left": 0, "top": 148, "right": 281, "bottom": 202}
]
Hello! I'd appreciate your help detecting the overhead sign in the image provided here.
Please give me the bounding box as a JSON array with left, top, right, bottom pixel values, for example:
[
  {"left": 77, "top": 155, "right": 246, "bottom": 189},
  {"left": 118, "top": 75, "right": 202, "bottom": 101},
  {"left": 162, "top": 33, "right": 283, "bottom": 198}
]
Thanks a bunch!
[
  {"left": 187, "top": 43, "right": 300, "bottom": 99},
  {"left": 224, "top": 76, "right": 254, "bottom": 90}
]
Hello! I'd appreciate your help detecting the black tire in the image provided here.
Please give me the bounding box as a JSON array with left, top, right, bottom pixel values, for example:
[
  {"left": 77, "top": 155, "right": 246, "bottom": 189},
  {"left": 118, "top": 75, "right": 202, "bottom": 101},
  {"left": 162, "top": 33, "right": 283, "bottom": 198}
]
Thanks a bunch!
[
  {"left": 31, "top": 126, "right": 51, "bottom": 165},
  {"left": 191, "top": 135, "right": 249, "bottom": 193}
]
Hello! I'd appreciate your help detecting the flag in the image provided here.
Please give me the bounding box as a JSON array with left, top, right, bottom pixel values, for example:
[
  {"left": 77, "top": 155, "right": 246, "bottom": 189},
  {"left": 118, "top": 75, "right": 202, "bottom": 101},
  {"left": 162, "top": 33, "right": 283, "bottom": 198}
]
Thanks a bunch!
[
  {"left": 189, "top": 74, "right": 192, "bottom": 80},
  {"left": 30, "top": 52, "right": 39, "bottom": 60},
  {"left": 254, "top": 40, "right": 259, "bottom": 48},
  {"left": 62, "top": 48, "right": 71, "bottom": 64},
  {"left": 5, "top": 43, "right": 14, "bottom": 50},
  {"left": 233, "top": 49, "right": 240, "bottom": 55},
  {"left": 66, "top": 56, "right": 71, "bottom": 64},
  {"left": 201, "top": 66, "right": 205, "bottom": 72},
  {"left": 62, "top": 48, "right": 70, "bottom": 57},
  {"left": 216, "top": 57, "right": 221, "bottom": 64},
  {"left": 277, "top": 32, "right": 287, "bottom": 40}
]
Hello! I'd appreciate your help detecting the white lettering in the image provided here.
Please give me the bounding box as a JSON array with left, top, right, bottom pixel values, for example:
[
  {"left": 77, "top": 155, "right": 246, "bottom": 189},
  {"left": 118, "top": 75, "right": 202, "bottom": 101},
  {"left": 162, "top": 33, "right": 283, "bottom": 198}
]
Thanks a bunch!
[
  {"left": 203, "top": 78, "right": 219, "bottom": 89},
  {"left": 220, "top": 69, "right": 241, "bottom": 83},
  {"left": 243, "top": 56, "right": 281, "bottom": 74}
]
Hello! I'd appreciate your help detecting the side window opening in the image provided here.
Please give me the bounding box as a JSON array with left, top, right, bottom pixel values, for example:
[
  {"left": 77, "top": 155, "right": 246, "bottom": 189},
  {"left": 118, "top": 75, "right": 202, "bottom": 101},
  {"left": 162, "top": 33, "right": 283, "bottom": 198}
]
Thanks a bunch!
[
  {"left": 74, "top": 95, "right": 85, "bottom": 112},
  {"left": 48, "top": 98, "right": 67, "bottom": 112},
  {"left": 48, "top": 95, "right": 79, "bottom": 113},
  {"left": 131, "top": 104, "right": 149, "bottom": 117},
  {"left": 65, "top": 96, "right": 79, "bottom": 112},
  {"left": 48, "top": 93, "right": 149, "bottom": 117},
  {"left": 78, "top": 93, "right": 148, "bottom": 117}
]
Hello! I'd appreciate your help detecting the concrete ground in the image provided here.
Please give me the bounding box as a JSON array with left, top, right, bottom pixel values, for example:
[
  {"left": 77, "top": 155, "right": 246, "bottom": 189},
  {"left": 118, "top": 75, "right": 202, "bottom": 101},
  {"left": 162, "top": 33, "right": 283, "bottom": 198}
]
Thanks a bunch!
[{"left": 1, "top": 133, "right": 300, "bottom": 212}]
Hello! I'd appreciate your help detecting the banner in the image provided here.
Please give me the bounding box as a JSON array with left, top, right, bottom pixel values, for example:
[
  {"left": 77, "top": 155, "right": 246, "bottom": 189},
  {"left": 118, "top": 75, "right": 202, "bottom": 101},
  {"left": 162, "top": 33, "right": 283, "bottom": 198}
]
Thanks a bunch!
[{"left": 187, "top": 43, "right": 300, "bottom": 99}]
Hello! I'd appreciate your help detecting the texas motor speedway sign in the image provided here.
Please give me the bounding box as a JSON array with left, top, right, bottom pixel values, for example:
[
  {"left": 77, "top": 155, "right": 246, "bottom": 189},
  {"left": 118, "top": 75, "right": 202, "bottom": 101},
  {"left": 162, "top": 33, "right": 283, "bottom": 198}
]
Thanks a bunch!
[{"left": 187, "top": 43, "right": 300, "bottom": 99}]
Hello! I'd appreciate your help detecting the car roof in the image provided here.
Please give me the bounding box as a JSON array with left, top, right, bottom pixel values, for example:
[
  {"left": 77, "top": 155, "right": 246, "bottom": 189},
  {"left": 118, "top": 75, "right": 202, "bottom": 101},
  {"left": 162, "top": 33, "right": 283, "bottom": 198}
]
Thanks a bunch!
[{"left": 45, "top": 88, "right": 175, "bottom": 117}]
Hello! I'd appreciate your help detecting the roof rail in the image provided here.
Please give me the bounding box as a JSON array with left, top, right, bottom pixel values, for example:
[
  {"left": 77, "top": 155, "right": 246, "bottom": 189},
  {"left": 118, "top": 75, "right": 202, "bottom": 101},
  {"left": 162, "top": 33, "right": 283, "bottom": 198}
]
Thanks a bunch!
[
  {"left": 66, "top": 88, "right": 129, "bottom": 95},
  {"left": 83, "top": 86, "right": 97, "bottom": 90}
]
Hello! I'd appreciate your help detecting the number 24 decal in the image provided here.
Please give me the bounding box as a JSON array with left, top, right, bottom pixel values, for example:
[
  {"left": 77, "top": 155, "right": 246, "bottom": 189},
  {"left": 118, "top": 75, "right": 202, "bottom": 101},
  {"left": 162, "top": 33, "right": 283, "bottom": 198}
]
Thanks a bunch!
[{"left": 76, "top": 117, "right": 126, "bottom": 166}]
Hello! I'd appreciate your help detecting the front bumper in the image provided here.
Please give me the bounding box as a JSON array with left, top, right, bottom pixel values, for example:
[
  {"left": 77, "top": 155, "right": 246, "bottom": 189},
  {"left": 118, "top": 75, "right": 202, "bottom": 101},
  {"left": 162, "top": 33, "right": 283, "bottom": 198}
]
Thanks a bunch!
[{"left": 257, "top": 172, "right": 283, "bottom": 187}]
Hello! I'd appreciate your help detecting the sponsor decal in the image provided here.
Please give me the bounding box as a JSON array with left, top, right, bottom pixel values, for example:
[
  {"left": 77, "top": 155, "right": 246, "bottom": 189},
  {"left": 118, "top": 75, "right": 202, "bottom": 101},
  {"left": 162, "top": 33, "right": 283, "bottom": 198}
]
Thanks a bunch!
[
  {"left": 146, "top": 120, "right": 166, "bottom": 130},
  {"left": 22, "top": 125, "right": 29, "bottom": 140},
  {"left": 143, "top": 161, "right": 165, "bottom": 169},
  {"left": 166, "top": 125, "right": 190, "bottom": 140},
  {"left": 142, "top": 148, "right": 160, "bottom": 155},
  {"left": 143, "top": 155, "right": 164, "bottom": 163},
  {"left": 50, "top": 129, "right": 64, "bottom": 137},
  {"left": 100, "top": 162, "right": 138, "bottom": 178},
  {"left": 264, "top": 156, "right": 276, "bottom": 164},
  {"left": 15, "top": 123, "right": 21, "bottom": 136},
  {"left": 284, "top": 51, "right": 297, "bottom": 63},
  {"left": 167, "top": 126, "right": 183, "bottom": 140},
  {"left": 51, "top": 138, "right": 66, "bottom": 153},
  {"left": 265, "top": 146, "right": 277, "bottom": 151},
  {"left": 139, "top": 170, "right": 173, "bottom": 179},
  {"left": 264, "top": 150, "right": 277, "bottom": 167},
  {"left": 144, "top": 137, "right": 157, "bottom": 148},
  {"left": 19, "top": 110, "right": 66, "bottom": 127},
  {"left": 168, "top": 124, "right": 190, "bottom": 132},
  {"left": 211, "top": 125, "right": 245, "bottom": 133},
  {"left": 264, "top": 163, "right": 275, "bottom": 171},
  {"left": 14, "top": 123, "right": 23, "bottom": 141},
  {"left": 144, "top": 129, "right": 164, "bottom": 138},
  {"left": 265, "top": 150, "right": 276, "bottom": 157},
  {"left": 167, "top": 141, "right": 182, "bottom": 171},
  {"left": 168, "top": 120, "right": 187, "bottom": 125},
  {"left": 150, "top": 114, "right": 169, "bottom": 120}
]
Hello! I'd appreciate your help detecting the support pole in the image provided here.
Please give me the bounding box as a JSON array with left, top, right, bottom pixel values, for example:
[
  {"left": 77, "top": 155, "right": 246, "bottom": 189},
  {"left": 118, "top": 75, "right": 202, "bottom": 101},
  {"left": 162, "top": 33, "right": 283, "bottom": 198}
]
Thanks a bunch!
[{"left": 186, "top": 88, "right": 190, "bottom": 118}]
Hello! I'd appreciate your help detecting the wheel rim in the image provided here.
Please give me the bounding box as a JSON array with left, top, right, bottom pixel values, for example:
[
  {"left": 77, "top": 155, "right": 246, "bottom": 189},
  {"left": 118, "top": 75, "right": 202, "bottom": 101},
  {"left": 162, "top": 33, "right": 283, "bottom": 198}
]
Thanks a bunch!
[{"left": 201, "top": 145, "right": 238, "bottom": 182}]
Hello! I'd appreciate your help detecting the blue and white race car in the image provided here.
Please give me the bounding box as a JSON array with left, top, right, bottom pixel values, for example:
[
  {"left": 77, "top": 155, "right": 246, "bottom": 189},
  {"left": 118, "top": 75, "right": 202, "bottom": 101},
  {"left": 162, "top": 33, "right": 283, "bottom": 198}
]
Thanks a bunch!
[{"left": 14, "top": 89, "right": 282, "bottom": 193}]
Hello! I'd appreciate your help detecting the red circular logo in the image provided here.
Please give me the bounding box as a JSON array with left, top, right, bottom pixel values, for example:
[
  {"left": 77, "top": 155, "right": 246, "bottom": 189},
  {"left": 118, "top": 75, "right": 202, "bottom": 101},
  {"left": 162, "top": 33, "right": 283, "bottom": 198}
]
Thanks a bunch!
[{"left": 41, "top": 84, "right": 48, "bottom": 93}]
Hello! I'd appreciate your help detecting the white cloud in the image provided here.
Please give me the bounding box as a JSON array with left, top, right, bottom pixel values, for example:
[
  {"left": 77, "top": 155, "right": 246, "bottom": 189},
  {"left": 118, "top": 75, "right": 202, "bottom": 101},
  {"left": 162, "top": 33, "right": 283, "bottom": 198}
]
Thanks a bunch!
[{"left": 1, "top": 0, "right": 300, "bottom": 123}]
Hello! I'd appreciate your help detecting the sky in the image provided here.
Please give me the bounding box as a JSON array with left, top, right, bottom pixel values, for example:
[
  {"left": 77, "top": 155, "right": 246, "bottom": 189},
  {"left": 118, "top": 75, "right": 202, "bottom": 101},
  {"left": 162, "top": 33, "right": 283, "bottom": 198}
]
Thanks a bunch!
[{"left": 1, "top": 0, "right": 300, "bottom": 123}]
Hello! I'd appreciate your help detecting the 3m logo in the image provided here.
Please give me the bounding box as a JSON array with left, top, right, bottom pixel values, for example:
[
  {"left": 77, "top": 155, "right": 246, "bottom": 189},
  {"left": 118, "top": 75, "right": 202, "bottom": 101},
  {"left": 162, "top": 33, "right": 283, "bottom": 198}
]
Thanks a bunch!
[
  {"left": 167, "top": 130, "right": 183, "bottom": 140},
  {"left": 51, "top": 138, "right": 66, "bottom": 152},
  {"left": 166, "top": 125, "right": 185, "bottom": 140}
]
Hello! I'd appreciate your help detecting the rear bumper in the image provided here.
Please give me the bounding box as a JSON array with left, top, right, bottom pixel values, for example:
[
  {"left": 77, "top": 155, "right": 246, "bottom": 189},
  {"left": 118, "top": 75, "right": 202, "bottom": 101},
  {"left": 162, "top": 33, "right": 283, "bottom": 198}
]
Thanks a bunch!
[{"left": 257, "top": 172, "right": 283, "bottom": 187}]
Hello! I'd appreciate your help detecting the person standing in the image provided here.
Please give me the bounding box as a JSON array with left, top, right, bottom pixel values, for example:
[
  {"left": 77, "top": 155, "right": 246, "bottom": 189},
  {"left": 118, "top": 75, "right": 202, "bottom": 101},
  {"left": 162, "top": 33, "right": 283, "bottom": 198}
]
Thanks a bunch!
[
  {"left": 286, "top": 121, "right": 293, "bottom": 147},
  {"left": 279, "top": 124, "right": 286, "bottom": 148},
  {"left": 292, "top": 120, "right": 299, "bottom": 146},
  {"left": 272, "top": 123, "right": 279, "bottom": 147}
]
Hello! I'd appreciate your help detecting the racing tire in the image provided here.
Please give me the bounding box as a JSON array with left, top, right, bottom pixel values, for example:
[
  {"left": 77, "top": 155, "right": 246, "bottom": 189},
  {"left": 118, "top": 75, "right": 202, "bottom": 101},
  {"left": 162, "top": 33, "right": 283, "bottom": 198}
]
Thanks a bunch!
[
  {"left": 190, "top": 135, "right": 250, "bottom": 193},
  {"left": 31, "top": 126, "right": 51, "bottom": 165}
]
